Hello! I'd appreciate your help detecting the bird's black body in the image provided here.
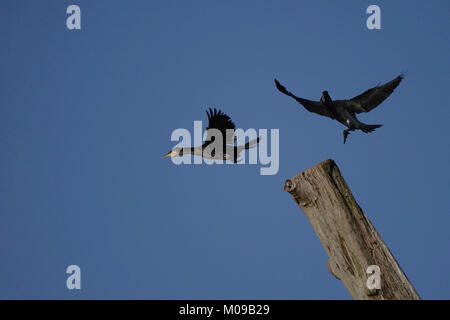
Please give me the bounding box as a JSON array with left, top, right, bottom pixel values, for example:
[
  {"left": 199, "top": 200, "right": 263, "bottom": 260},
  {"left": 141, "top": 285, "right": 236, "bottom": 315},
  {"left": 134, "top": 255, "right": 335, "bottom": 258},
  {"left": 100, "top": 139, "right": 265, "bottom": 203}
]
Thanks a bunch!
[{"left": 274, "top": 75, "right": 404, "bottom": 143}]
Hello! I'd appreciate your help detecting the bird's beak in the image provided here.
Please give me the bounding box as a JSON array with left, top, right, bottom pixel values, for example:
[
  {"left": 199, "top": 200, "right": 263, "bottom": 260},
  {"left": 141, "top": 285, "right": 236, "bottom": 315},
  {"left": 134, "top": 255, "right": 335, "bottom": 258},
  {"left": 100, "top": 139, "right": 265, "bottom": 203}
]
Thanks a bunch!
[{"left": 162, "top": 151, "right": 173, "bottom": 158}]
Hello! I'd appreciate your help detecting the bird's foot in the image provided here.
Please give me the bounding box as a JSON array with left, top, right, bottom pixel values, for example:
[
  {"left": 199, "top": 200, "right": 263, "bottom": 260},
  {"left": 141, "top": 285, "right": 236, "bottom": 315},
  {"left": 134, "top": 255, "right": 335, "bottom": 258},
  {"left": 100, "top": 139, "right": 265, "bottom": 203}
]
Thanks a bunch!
[{"left": 343, "top": 129, "right": 350, "bottom": 144}]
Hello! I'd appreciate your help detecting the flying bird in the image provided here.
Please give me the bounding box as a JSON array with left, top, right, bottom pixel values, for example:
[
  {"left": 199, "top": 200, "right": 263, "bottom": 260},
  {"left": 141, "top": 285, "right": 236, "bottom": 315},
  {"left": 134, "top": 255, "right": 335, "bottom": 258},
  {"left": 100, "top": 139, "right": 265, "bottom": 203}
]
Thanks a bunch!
[
  {"left": 163, "top": 108, "right": 260, "bottom": 162},
  {"left": 274, "top": 74, "right": 404, "bottom": 143}
]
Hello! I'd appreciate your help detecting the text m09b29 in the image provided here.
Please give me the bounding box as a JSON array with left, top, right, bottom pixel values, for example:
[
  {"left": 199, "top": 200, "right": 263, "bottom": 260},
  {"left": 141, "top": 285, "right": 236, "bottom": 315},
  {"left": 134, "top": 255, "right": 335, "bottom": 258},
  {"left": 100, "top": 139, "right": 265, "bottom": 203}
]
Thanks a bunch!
[{"left": 223, "top": 304, "right": 270, "bottom": 315}]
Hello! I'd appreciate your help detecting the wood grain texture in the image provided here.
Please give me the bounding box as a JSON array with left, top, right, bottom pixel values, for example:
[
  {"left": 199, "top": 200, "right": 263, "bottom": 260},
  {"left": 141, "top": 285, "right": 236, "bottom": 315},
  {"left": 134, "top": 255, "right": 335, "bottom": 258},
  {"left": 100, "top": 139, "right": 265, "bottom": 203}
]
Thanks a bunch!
[{"left": 284, "top": 159, "right": 420, "bottom": 300}]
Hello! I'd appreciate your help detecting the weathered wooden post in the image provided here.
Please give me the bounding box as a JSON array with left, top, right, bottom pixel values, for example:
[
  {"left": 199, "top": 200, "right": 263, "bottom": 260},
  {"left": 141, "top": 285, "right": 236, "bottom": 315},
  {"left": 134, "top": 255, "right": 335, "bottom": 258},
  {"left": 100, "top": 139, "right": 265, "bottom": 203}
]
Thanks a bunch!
[{"left": 284, "top": 159, "right": 420, "bottom": 300}]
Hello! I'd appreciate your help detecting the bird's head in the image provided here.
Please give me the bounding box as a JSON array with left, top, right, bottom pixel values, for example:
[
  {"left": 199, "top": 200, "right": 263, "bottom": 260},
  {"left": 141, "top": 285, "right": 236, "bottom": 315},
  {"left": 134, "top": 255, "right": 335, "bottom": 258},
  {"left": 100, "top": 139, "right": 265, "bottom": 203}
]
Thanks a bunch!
[
  {"left": 162, "top": 147, "right": 183, "bottom": 158},
  {"left": 321, "top": 91, "right": 332, "bottom": 104}
]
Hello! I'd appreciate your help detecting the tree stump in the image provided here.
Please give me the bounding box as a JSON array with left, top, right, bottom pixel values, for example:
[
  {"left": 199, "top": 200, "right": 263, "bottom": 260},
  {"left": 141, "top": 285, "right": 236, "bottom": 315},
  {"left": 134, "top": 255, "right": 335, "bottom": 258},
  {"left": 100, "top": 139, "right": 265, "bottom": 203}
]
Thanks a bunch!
[{"left": 284, "top": 159, "right": 420, "bottom": 300}]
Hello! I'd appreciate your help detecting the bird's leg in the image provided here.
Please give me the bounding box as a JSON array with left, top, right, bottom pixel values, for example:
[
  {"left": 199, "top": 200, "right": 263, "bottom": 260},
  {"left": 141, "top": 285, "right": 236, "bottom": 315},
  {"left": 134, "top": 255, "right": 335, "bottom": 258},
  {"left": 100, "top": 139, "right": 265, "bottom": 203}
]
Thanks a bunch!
[{"left": 343, "top": 129, "right": 351, "bottom": 144}]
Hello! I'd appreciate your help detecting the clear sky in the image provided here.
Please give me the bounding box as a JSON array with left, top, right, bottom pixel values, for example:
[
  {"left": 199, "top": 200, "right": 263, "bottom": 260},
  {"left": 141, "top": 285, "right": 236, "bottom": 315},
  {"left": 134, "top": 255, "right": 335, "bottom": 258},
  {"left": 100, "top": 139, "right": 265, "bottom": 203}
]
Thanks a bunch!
[{"left": 1, "top": 0, "right": 449, "bottom": 299}]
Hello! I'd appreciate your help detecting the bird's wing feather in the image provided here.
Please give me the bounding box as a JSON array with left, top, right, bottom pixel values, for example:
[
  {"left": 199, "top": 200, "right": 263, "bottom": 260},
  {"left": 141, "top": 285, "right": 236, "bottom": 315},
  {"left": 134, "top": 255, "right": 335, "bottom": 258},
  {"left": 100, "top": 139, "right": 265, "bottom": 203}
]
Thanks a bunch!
[
  {"left": 205, "top": 108, "right": 236, "bottom": 145},
  {"left": 342, "top": 74, "right": 404, "bottom": 114},
  {"left": 274, "top": 79, "right": 335, "bottom": 119}
]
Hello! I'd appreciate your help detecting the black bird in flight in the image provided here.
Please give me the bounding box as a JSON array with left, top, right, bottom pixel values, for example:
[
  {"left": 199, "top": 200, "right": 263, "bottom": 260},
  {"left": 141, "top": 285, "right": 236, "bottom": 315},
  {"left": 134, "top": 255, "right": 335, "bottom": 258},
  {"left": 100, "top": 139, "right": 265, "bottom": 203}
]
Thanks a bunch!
[
  {"left": 274, "top": 74, "right": 404, "bottom": 143},
  {"left": 163, "top": 108, "right": 260, "bottom": 162}
]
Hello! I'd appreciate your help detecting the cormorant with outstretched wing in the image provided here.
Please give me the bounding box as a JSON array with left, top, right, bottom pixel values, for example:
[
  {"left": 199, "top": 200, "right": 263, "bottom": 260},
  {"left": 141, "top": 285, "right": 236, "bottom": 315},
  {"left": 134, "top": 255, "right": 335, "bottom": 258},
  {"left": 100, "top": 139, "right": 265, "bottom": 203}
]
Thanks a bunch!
[
  {"left": 163, "top": 108, "right": 260, "bottom": 162},
  {"left": 274, "top": 74, "right": 404, "bottom": 143}
]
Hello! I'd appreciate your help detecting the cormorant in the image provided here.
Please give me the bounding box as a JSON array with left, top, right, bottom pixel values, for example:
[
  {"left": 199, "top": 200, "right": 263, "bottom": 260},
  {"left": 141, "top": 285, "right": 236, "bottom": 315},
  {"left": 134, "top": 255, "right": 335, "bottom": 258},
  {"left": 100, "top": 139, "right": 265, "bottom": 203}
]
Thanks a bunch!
[
  {"left": 163, "top": 108, "right": 260, "bottom": 162},
  {"left": 274, "top": 74, "right": 404, "bottom": 143}
]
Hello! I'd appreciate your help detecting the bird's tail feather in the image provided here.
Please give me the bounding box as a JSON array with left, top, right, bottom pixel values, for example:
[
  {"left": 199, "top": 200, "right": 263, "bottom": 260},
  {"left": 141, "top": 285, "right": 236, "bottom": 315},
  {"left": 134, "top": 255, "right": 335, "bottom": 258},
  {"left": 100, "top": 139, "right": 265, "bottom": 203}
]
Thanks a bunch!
[
  {"left": 361, "top": 124, "right": 383, "bottom": 133},
  {"left": 244, "top": 136, "right": 261, "bottom": 149},
  {"left": 229, "top": 137, "right": 262, "bottom": 163}
]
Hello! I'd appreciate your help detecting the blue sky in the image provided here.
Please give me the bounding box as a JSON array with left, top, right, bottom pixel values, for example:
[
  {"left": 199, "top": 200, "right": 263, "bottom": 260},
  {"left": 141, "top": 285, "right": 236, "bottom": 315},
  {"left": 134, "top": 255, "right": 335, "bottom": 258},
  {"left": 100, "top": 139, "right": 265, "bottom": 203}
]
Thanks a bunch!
[{"left": 1, "top": 0, "right": 449, "bottom": 299}]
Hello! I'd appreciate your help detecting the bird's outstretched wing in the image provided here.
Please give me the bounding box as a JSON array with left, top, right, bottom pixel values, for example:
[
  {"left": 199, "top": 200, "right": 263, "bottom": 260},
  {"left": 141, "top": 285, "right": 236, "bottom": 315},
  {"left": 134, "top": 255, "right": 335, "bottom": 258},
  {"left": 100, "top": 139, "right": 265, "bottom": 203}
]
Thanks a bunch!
[
  {"left": 205, "top": 108, "right": 236, "bottom": 145},
  {"left": 341, "top": 74, "right": 404, "bottom": 114},
  {"left": 274, "top": 79, "right": 335, "bottom": 119}
]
